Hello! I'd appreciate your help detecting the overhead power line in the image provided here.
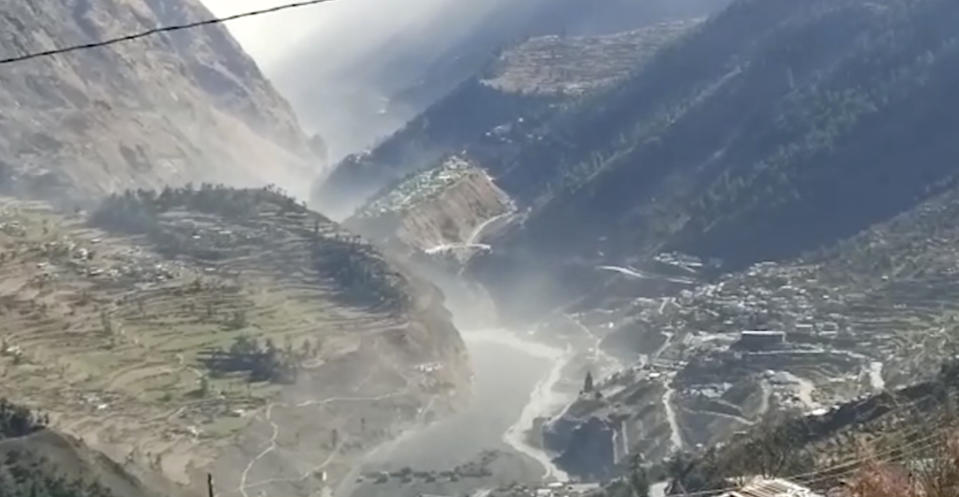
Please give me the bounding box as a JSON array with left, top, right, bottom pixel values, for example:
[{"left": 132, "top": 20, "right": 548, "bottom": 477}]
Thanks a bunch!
[{"left": 0, "top": 0, "right": 337, "bottom": 66}]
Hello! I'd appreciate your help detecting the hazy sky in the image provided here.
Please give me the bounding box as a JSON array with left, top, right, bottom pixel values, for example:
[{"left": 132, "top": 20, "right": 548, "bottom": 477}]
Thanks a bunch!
[
  {"left": 199, "top": 0, "right": 447, "bottom": 72},
  {"left": 198, "top": 0, "right": 508, "bottom": 159},
  {"left": 196, "top": 0, "right": 728, "bottom": 160}
]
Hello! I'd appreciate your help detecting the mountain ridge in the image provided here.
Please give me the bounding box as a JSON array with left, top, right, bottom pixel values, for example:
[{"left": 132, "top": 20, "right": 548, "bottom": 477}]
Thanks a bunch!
[{"left": 0, "top": 0, "right": 322, "bottom": 204}]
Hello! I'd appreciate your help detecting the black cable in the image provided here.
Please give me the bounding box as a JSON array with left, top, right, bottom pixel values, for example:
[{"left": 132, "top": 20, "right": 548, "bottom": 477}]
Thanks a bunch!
[{"left": 0, "top": 0, "right": 336, "bottom": 65}]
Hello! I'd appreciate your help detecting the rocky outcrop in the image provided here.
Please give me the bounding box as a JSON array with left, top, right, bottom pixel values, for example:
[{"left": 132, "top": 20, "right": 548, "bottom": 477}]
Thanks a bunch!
[
  {"left": 0, "top": 0, "right": 321, "bottom": 204},
  {"left": 347, "top": 156, "right": 513, "bottom": 258},
  {"left": 544, "top": 377, "right": 675, "bottom": 481},
  {"left": 314, "top": 82, "right": 546, "bottom": 220},
  {"left": 343, "top": 156, "right": 513, "bottom": 325}
]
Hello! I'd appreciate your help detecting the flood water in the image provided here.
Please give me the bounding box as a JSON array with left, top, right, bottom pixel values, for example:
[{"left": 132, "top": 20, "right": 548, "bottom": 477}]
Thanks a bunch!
[{"left": 363, "top": 330, "right": 554, "bottom": 469}]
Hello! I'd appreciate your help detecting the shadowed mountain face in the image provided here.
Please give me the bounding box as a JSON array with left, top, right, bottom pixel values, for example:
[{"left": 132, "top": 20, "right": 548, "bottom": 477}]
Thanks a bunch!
[
  {"left": 510, "top": 0, "right": 959, "bottom": 264},
  {"left": 443, "top": 0, "right": 959, "bottom": 318},
  {"left": 316, "top": 0, "right": 959, "bottom": 322},
  {"left": 284, "top": 0, "right": 731, "bottom": 163},
  {"left": 314, "top": 20, "right": 701, "bottom": 219},
  {"left": 0, "top": 0, "right": 322, "bottom": 204},
  {"left": 429, "top": 0, "right": 959, "bottom": 481}
]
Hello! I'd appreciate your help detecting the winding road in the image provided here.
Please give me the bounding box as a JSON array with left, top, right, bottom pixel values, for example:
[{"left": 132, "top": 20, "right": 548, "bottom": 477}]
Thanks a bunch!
[
  {"left": 235, "top": 392, "right": 410, "bottom": 497},
  {"left": 597, "top": 265, "right": 695, "bottom": 285},
  {"left": 424, "top": 200, "right": 516, "bottom": 256},
  {"left": 566, "top": 314, "right": 622, "bottom": 379},
  {"left": 662, "top": 378, "right": 684, "bottom": 452}
]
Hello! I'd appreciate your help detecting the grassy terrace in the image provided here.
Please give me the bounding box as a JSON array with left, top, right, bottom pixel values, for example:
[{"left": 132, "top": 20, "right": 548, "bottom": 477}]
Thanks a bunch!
[{"left": 0, "top": 189, "right": 457, "bottom": 492}]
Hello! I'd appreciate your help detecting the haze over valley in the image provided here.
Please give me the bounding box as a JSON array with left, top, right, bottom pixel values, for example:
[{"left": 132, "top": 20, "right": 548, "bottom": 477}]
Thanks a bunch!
[{"left": 3, "top": 1, "right": 959, "bottom": 497}]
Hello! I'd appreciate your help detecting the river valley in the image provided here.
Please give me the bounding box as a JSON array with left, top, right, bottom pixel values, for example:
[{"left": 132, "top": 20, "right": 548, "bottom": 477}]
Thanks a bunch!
[{"left": 340, "top": 328, "right": 577, "bottom": 497}]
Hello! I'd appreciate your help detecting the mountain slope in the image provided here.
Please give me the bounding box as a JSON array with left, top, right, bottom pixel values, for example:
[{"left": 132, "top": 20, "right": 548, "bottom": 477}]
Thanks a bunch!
[
  {"left": 0, "top": 399, "right": 183, "bottom": 497},
  {"left": 443, "top": 0, "right": 959, "bottom": 323},
  {"left": 279, "top": 0, "right": 730, "bottom": 162},
  {"left": 499, "top": 0, "right": 959, "bottom": 269},
  {"left": 0, "top": 188, "right": 468, "bottom": 496},
  {"left": 315, "top": 20, "right": 698, "bottom": 219},
  {"left": 541, "top": 168, "right": 959, "bottom": 480},
  {"left": 0, "top": 0, "right": 321, "bottom": 203}
]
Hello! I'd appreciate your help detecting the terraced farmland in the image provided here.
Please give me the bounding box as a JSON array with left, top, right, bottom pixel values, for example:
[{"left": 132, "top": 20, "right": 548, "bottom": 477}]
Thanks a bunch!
[{"left": 0, "top": 189, "right": 468, "bottom": 496}]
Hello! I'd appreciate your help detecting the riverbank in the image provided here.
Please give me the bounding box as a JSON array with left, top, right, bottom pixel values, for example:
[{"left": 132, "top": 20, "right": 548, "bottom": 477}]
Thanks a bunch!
[{"left": 339, "top": 328, "right": 574, "bottom": 497}]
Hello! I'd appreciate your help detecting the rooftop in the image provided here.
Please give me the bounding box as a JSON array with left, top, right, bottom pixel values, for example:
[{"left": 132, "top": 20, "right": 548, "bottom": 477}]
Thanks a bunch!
[{"left": 741, "top": 330, "right": 787, "bottom": 337}]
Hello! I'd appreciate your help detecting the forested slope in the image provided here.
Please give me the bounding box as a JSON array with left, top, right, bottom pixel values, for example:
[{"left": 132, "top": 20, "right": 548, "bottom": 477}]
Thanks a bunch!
[{"left": 507, "top": 0, "right": 959, "bottom": 269}]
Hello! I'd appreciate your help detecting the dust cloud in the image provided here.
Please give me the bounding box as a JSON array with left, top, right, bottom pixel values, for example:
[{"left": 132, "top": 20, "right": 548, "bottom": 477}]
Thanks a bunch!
[{"left": 200, "top": 0, "right": 516, "bottom": 161}]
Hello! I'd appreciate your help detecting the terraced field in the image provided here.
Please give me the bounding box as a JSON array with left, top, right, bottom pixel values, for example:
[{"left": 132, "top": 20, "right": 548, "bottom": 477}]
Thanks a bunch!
[
  {"left": 481, "top": 20, "right": 699, "bottom": 97},
  {"left": 0, "top": 190, "right": 469, "bottom": 497}
]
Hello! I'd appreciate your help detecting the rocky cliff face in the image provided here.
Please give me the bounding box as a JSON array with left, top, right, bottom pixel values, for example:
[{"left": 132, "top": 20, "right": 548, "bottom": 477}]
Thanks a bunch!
[
  {"left": 344, "top": 155, "right": 512, "bottom": 326},
  {"left": 0, "top": 0, "right": 320, "bottom": 203},
  {"left": 347, "top": 156, "right": 513, "bottom": 257}
]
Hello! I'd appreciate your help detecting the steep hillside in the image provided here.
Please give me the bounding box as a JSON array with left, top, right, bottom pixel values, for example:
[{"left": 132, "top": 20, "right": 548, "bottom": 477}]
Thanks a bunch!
[
  {"left": 0, "top": 400, "right": 182, "bottom": 497},
  {"left": 280, "top": 0, "right": 730, "bottom": 162},
  {"left": 346, "top": 156, "right": 513, "bottom": 259},
  {"left": 0, "top": 0, "right": 322, "bottom": 203},
  {"left": 454, "top": 0, "right": 959, "bottom": 324},
  {"left": 315, "top": 20, "right": 697, "bottom": 219},
  {"left": 540, "top": 181, "right": 959, "bottom": 480},
  {"left": 0, "top": 188, "right": 468, "bottom": 496},
  {"left": 494, "top": 0, "right": 959, "bottom": 271}
]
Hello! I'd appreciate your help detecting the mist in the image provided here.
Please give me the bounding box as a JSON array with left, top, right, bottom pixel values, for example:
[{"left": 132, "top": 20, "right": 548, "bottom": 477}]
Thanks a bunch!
[
  {"left": 201, "top": 0, "right": 515, "bottom": 161},
  {"left": 202, "top": 0, "right": 729, "bottom": 164}
]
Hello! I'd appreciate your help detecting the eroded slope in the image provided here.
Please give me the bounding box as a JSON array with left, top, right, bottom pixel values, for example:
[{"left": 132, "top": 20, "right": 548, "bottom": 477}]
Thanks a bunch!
[{"left": 346, "top": 156, "right": 513, "bottom": 260}]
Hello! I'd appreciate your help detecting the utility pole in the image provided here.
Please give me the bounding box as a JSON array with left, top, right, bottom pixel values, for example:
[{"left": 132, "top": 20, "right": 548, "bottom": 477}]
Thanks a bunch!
[{"left": 207, "top": 473, "right": 215, "bottom": 497}]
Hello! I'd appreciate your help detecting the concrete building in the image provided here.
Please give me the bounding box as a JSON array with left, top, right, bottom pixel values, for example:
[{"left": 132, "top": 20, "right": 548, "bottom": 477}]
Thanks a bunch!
[{"left": 736, "top": 330, "right": 787, "bottom": 350}]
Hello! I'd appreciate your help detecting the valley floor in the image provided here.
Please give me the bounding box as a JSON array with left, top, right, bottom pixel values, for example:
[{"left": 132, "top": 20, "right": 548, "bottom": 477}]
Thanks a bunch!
[{"left": 338, "top": 328, "right": 572, "bottom": 497}]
